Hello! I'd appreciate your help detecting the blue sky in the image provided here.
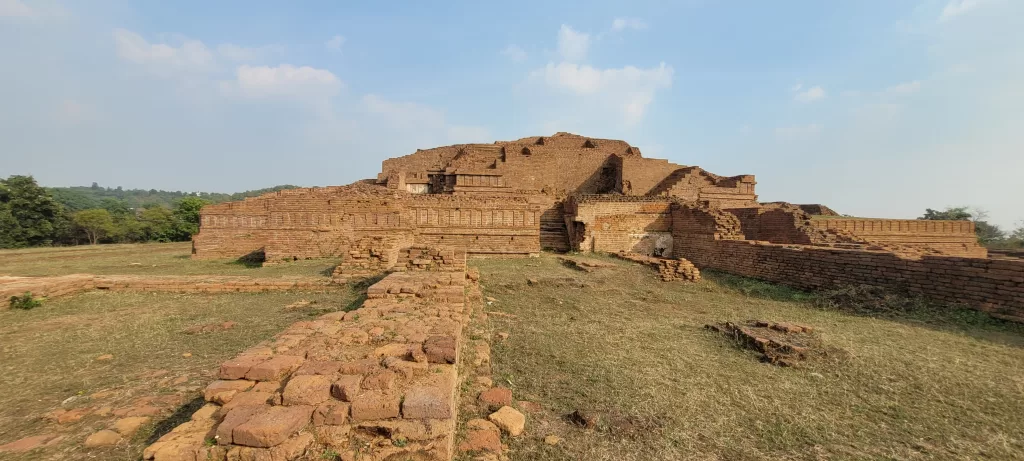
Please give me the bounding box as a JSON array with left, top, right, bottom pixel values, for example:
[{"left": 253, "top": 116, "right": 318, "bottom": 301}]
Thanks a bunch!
[{"left": 1, "top": 0, "right": 1021, "bottom": 228}]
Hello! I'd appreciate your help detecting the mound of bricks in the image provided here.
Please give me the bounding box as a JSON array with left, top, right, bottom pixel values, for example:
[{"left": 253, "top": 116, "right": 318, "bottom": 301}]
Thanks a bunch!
[
  {"left": 1, "top": 275, "right": 335, "bottom": 308},
  {"left": 615, "top": 252, "right": 701, "bottom": 282},
  {"left": 394, "top": 245, "right": 467, "bottom": 273},
  {"left": 704, "top": 320, "right": 815, "bottom": 367},
  {"left": 143, "top": 270, "right": 473, "bottom": 461}
]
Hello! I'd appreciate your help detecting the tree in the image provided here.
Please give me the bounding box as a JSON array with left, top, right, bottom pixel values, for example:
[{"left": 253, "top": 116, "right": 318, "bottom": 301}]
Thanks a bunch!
[
  {"left": 139, "top": 206, "right": 178, "bottom": 242},
  {"left": 73, "top": 209, "right": 114, "bottom": 245},
  {"left": 920, "top": 206, "right": 1005, "bottom": 245},
  {"left": 173, "top": 197, "right": 209, "bottom": 238},
  {"left": 0, "top": 175, "right": 67, "bottom": 248},
  {"left": 920, "top": 207, "right": 972, "bottom": 221}
]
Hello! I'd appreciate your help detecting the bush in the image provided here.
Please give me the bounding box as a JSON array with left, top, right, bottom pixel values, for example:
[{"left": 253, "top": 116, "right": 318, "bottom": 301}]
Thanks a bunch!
[{"left": 10, "top": 292, "right": 43, "bottom": 310}]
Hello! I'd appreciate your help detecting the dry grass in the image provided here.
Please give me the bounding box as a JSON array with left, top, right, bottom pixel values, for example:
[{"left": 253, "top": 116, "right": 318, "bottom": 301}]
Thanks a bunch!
[
  {"left": 0, "top": 288, "right": 359, "bottom": 460},
  {"left": 0, "top": 242, "right": 337, "bottom": 278},
  {"left": 472, "top": 253, "right": 1024, "bottom": 461}
]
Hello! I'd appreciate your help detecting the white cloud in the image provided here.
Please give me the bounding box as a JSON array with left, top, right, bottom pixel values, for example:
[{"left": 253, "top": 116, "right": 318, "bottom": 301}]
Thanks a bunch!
[
  {"left": 532, "top": 61, "right": 673, "bottom": 125},
  {"left": 0, "top": 0, "right": 66, "bottom": 18},
  {"left": 232, "top": 64, "right": 342, "bottom": 99},
  {"left": 325, "top": 35, "right": 345, "bottom": 52},
  {"left": 794, "top": 85, "right": 826, "bottom": 103},
  {"left": 217, "top": 43, "right": 283, "bottom": 62},
  {"left": 790, "top": 83, "right": 803, "bottom": 92},
  {"left": 0, "top": 0, "right": 32, "bottom": 17},
  {"left": 611, "top": 17, "right": 647, "bottom": 31},
  {"left": 361, "top": 94, "right": 490, "bottom": 146},
  {"left": 939, "top": 0, "right": 984, "bottom": 22},
  {"left": 775, "top": 123, "right": 823, "bottom": 140},
  {"left": 557, "top": 25, "right": 590, "bottom": 62},
  {"left": 501, "top": 44, "right": 527, "bottom": 63},
  {"left": 885, "top": 80, "right": 922, "bottom": 94},
  {"left": 113, "top": 28, "right": 215, "bottom": 74}
]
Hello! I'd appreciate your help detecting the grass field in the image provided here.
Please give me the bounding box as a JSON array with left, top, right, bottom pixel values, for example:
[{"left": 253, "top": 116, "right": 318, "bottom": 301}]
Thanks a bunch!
[
  {"left": 0, "top": 242, "right": 337, "bottom": 278},
  {"left": 0, "top": 289, "right": 358, "bottom": 461},
  {"left": 473, "top": 254, "right": 1024, "bottom": 461}
]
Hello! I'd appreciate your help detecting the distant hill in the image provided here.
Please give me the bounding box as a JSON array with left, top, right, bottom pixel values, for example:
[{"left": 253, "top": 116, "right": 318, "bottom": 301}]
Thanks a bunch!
[{"left": 47, "top": 184, "right": 301, "bottom": 212}]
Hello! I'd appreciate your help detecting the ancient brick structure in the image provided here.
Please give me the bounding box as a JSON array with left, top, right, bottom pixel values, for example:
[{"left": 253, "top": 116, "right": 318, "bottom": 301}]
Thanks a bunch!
[
  {"left": 144, "top": 266, "right": 479, "bottom": 460},
  {"left": 190, "top": 131, "right": 1023, "bottom": 322}
]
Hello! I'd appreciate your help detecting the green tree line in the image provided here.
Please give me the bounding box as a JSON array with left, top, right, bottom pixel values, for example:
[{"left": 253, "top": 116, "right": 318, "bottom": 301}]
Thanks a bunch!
[
  {"left": 920, "top": 206, "right": 1023, "bottom": 249},
  {"left": 0, "top": 175, "right": 297, "bottom": 248}
]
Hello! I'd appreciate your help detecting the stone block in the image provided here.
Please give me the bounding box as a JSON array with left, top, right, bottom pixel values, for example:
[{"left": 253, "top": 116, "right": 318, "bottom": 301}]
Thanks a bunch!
[
  {"left": 282, "top": 374, "right": 332, "bottom": 406},
  {"left": 232, "top": 405, "right": 313, "bottom": 448},
  {"left": 350, "top": 391, "right": 400, "bottom": 422},
  {"left": 245, "top": 355, "right": 304, "bottom": 382}
]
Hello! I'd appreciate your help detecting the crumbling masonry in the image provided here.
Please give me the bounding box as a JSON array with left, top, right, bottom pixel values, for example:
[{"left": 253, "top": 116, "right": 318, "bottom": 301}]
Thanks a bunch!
[
  {"left": 193, "top": 132, "right": 1020, "bottom": 321},
  {"left": 132, "top": 132, "right": 1024, "bottom": 460}
]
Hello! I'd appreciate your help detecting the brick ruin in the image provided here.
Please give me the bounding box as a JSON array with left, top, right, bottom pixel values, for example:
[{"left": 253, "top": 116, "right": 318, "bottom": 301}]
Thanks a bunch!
[{"left": 193, "top": 132, "right": 1023, "bottom": 321}]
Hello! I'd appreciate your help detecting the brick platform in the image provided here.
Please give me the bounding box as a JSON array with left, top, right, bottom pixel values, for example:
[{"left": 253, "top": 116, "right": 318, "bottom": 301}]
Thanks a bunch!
[{"left": 143, "top": 269, "right": 476, "bottom": 460}]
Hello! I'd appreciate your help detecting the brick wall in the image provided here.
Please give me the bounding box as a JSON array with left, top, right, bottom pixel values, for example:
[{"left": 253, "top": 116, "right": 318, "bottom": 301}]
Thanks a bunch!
[
  {"left": 670, "top": 205, "right": 1024, "bottom": 322},
  {"left": 566, "top": 196, "right": 676, "bottom": 256},
  {"left": 809, "top": 218, "right": 985, "bottom": 257}
]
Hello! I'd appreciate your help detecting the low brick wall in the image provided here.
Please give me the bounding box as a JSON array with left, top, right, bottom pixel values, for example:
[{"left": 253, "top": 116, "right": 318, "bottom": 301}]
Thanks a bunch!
[
  {"left": 1, "top": 275, "right": 334, "bottom": 308},
  {"left": 676, "top": 238, "right": 1024, "bottom": 322},
  {"left": 144, "top": 270, "right": 474, "bottom": 460}
]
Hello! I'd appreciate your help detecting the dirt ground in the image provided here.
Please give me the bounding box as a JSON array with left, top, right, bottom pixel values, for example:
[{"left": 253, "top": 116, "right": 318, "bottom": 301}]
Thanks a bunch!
[{"left": 472, "top": 253, "right": 1024, "bottom": 461}]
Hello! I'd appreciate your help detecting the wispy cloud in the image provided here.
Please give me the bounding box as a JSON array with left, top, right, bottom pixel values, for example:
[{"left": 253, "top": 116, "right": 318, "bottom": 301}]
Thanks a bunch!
[
  {"left": 611, "top": 17, "right": 647, "bottom": 31},
  {"left": 501, "top": 44, "right": 527, "bottom": 63},
  {"left": 794, "top": 85, "right": 826, "bottom": 103},
  {"left": 939, "top": 0, "right": 984, "bottom": 22},
  {"left": 0, "top": 0, "right": 68, "bottom": 19},
  {"left": 885, "top": 80, "right": 922, "bottom": 94},
  {"left": 325, "top": 35, "right": 345, "bottom": 52},
  {"left": 557, "top": 24, "right": 590, "bottom": 62}
]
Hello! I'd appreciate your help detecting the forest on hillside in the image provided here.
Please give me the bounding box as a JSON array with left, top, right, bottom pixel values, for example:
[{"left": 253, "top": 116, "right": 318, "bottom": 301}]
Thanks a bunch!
[{"left": 1, "top": 175, "right": 298, "bottom": 248}]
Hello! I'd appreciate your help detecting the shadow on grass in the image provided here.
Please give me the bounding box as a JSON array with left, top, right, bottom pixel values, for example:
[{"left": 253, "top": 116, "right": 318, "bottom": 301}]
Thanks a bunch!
[
  {"left": 340, "top": 273, "right": 388, "bottom": 312},
  {"left": 144, "top": 396, "right": 206, "bottom": 447},
  {"left": 231, "top": 249, "right": 266, "bottom": 269},
  {"left": 702, "top": 269, "right": 1024, "bottom": 348}
]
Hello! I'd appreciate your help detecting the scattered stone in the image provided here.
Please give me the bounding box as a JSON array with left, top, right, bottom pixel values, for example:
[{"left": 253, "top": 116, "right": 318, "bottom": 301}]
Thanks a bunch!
[
  {"left": 181, "top": 352, "right": 192, "bottom": 358},
  {"left": 496, "top": 332, "right": 509, "bottom": 341},
  {"left": 517, "top": 401, "right": 542, "bottom": 413},
  {"left": 93, "top": 406, "right": 112, "bottom": 417},
  {"left": 485, "top": 296, "right": 497, "bottom": 303},
  {"left": 95, "top": 354, "right": 113, "bottom": 361},
  {"left": 568, "top": 409, "right": 599, "bottom": 429},
  {"left": 526, "top": 278, "right": 539, "bottom": 286},
  {"left": 488, "top": 406, "right": 525, "bottom": 436},
  {"left": 705, "top": 320, "right": 820, "bottom": 367},
  {"left": 57, "top": 407, "right": 90, "bottom": 424},
  {"left": 245, "top": 354, "right": 304, "bottom": 381},
  {"left": 478, "top": 387, "right": 513, "bottom": 411},
  {"left": 0, "top": 434, "right": 56, "bottom": 453},
  {"left": 182, "top": 321, "right": 236, "bottom": 335},
  {"left": 475, "top": 376, "right": 493, "bottom": 388},
  {"left": 83, "top": 430, "right": 122, "bottom": 447},
  {"left": 544, "top": 435, "right": 561, "bottom": 445},
  {"left": 459, "top": 419, "right": 501, "bottom": 454},
  {"left": 113, "top": 416, "right": 150, "bottom": 436},
  {"left": 170, "top": 376, "right": 188, "bottom": 385}
]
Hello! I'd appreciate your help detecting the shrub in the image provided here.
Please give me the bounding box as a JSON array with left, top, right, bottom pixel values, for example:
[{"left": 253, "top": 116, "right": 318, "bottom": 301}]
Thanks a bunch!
[{"left": 10, "top": 292, "right": 43, "bottom": 310}]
